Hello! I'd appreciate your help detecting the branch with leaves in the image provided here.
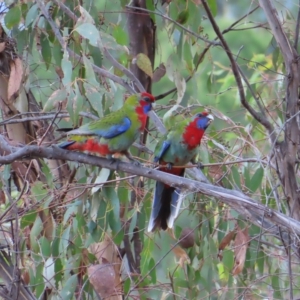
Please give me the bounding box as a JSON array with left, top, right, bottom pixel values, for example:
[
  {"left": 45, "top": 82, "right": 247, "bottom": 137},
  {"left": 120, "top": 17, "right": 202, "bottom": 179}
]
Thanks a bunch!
[{"left": 0, "top": 135, "right": 300, "bottom": 238}]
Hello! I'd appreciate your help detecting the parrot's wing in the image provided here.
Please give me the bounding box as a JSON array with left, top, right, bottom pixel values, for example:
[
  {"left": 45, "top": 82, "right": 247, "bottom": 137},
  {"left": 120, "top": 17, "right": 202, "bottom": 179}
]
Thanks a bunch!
[
  {"left": 154, "top": 140, "right": 171, "bottom": 163},
  {"left": 67, "top": 116, "right": 131, "bottom": 139}
]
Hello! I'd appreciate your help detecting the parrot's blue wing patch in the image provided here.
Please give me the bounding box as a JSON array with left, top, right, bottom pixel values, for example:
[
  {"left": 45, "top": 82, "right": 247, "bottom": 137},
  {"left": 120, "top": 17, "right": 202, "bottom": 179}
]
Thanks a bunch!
[
  {"left": 94, "top": 117, "right": 131, "bottom": 139},
  {"left": 154, "top": 141, "right": 171, "bottom": 163}
]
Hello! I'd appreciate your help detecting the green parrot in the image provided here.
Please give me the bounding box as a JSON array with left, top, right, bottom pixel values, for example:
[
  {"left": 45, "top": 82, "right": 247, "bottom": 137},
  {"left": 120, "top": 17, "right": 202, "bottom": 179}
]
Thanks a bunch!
[
  {"left": 148, "top": 112, "right": 214, "bottom": 231},
  {"left": 58, "top": 92, "right": 155, "bottom": 162}
]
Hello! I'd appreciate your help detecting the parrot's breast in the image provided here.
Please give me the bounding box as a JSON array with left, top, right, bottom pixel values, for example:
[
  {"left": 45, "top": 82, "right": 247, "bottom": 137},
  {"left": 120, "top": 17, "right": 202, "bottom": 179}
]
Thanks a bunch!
[
  {"left": 135, "top": 106, "right": 148, "bottom": 131},
  {"left": 182, "top": 126, "right": 205, "bottom": 150}
]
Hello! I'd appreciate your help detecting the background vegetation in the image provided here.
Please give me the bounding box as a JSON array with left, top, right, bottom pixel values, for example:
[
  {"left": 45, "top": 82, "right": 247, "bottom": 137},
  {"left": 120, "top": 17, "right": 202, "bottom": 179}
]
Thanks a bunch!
[{"left": 0, "top": 0, "right": 299, "bottom": 299}]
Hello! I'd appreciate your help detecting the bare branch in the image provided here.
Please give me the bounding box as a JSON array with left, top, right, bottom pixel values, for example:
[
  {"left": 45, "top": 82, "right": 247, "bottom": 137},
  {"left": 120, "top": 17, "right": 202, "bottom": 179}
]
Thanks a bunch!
[
  {"left": 0, "top": 136, "right": 300, "bottom": 238},
  {"left": 155, "top": 5, "right": 260, "bottom": 100},
  {"left": 258, "top": 0, "right": 297, "bottom": 66},
  {"left": 202, "top": 0, "right": 276, "bottom": 143}
]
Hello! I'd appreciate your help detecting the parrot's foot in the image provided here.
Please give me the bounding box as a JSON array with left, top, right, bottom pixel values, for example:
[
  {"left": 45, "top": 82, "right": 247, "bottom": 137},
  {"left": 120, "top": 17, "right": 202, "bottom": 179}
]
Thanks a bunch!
[
  {"left": 191, "top": 159, "right": 204, "bottom": 169},
  {"left": 107, "top": 155, "right": 121, "bottom": 169},
  {"left": 166, "top": 163, "right": 173, "bottom": 170},
  {"left": 122, "top": 151, "right": 141, "bottom": 166}
]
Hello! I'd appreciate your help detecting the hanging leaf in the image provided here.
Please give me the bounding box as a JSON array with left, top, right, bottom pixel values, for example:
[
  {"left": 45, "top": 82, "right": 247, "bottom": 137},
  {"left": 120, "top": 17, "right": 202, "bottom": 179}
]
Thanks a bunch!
[
  {"left": 7, "top": 58, "right": 23, "bottom": 102},
  {"left": 5, "top": 5, "right": 21, "bottom": 29},
  {"left": 153, "top": 63, "right": 166, "bottom": 82},
  {"left": 43, "top": 88, "right": 67, "bottom": 112},
  {"left": 232, "top": 227, "right": 249, "bottom": 276},
  {"left": 41, "top": 34, "right": 52, "bottom": 69},
  {"left": 134, "top": 53, "right": 153, "bottom": 78},
  {"left": 172, "top": 245, "right": 191, "bottom": 267},
  {"left": 176, "top": 9, "right": 189, "bottom": 25}
]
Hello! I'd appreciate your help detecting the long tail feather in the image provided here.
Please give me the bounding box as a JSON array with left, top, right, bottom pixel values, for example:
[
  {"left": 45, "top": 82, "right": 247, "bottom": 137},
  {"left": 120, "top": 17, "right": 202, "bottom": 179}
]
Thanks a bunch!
[
  {"left": 167, "top": 190, "right": 184, "bottom": 229},
  {"left": 148, "top": 182, "right": 182, "bottom": 232}
]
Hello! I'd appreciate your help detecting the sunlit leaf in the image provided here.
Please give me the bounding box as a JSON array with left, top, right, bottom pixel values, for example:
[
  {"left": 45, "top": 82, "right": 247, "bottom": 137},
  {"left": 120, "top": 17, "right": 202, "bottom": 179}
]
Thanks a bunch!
[
  {"left": 5, "top": 5, "right": 21, "bottom": 29},
  {"left": 134, "top": 53, "right": 153, "bottom": 78}
]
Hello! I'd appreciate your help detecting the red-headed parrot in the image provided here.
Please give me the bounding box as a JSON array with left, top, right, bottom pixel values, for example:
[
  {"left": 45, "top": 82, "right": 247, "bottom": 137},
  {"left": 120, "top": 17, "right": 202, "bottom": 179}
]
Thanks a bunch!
[
  {"left": 148, "top": 112, "right": 214, "bottom": 232},
  {"left": 58, "top": 92, "right": 155, "bottom": 162}
]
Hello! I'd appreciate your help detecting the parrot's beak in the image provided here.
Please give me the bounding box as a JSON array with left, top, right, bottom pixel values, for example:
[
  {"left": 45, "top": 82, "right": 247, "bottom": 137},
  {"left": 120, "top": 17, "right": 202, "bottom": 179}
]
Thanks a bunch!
[
  {"left": 151, "top": 102, "right": 156, "bottom": 109},
  {"left": 207, "top": 114, "right": 214, "bottom": 124}
]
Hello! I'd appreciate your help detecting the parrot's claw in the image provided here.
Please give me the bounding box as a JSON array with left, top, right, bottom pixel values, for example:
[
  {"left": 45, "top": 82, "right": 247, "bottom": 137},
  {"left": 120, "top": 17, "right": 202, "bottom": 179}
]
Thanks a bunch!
[
  {"left": 108, "top": 156, "right": 121, "bottom": 169},
  {"left": 166, "top": 163, "right": 173, "bottom": 170},
  {"left": 191, "top": 158, "right": 203, "bottom": 169},
  {"left": 196, "top": 162, "right": 204, "bottom": 169},
  {"left": 122, "top": 151, "right": 141, "bottom": 166}
]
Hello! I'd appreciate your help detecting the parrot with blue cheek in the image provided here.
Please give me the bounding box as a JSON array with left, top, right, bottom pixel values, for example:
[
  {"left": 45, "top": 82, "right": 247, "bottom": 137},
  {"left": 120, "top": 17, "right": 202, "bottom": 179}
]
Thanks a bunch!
[
  {"left": 147, "top": 112, "right": 214, "bottom": 232},
  {"left": 58, "top": 92, "right": 155, "bottom": 162}
]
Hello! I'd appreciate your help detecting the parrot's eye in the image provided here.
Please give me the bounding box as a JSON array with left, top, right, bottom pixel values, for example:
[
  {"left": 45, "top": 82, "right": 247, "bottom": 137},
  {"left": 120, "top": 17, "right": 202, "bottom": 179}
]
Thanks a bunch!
[{"left": 143, "top": 96, "right": 151, "bottom": 102}]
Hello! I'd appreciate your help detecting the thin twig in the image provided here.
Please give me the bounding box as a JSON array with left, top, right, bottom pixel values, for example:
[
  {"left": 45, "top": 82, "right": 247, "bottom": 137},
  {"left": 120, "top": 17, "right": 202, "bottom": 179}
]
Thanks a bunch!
[
  {"left": 202, "top": 0, "right": 276, "bottom": 144},
  {"left": 155, "top": 6, "right": 260, "bottom": 100},
  {"left": 0, "top": 137, "right": 300, "bottom": 239}
]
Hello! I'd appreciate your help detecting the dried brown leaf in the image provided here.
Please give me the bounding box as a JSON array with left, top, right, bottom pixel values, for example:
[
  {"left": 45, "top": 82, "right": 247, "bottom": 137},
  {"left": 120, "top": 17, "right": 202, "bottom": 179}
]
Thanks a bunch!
[
  {"left": 8, "top": 58, "right": 23, "bottom": 101},
  {"left": 153, "top": 63, "right": 166, "bottom": 82},
  {"left": 88, "top": 263, "right": 116, "bottom": 298},
  {"left": 172, "top": 245, "right": 190, "bottom": 267},
  {"left": 90, "top": 234, "right": 122, "bottom": 299},
  {"left": 232, "top": 227, "right": 249, "bottom": 276},
  {"left": 219, "top": 229, "right": 236, "bottom": 252},
  {"left": 179, "top": 228, "right": 195, "bottom": 249}
]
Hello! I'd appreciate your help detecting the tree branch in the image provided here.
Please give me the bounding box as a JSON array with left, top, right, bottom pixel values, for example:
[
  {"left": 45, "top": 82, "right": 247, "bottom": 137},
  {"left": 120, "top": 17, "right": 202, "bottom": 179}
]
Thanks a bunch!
[
  {"left": 202, "top": 0, "right": 276, "bottom": 144},
  {"left": 0, "top": 136, "right": 300, "bottom": 238}
]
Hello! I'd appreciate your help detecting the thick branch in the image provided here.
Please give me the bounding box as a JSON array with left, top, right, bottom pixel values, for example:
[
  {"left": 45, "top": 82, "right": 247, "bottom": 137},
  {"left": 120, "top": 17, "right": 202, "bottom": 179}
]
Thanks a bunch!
[
  {"left": 1, "top": 137, "right": 300, "bottom": 237},
  {"left": 259, "top": 0, "right": 297, "bottom": 67}
]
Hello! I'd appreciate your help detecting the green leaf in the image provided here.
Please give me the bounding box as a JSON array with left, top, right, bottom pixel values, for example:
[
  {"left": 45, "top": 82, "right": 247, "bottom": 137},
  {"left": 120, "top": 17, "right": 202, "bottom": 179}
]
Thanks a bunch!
[
  {"left": 39, "top": 236, "right": 51, "bottom": 258},
  {"left": 222, "top": 250, "right": 234, "bottom": 272},
  {"left": 113, "top": 25, "right": 128, "bottom": 45},
  {"left": 83, "top": 55, "right": 104, "bottom": 117},
  {"left": 60, "top": 274, "right": 78, "bottom": 299},
  {"left": 148, "top": 258, "right": 156, "bottom": 284},
  {"left": 32, "top": 181, "right": 48, "bottom": 202},
  {"left": 75, "top": 23, "right": 100, "bottom": 47},
  {"left": 5, "top": 6, "right": 21, "bottom": 29},
  {"left": 59, "top": 225, "right": 71, "bottom": 254},
  {"left": 124, "top": 277, "right": 131, "bottom": 295},
  {"left": 135, "top": 53, "right": 153, "bottom": 78},
  {"left": 207, "top": 0, "right": 218, "bottom": 17},
  {"left": 25, "top": 3, "right": 37, "bottom": 26},
  {"left": 271, "top": 269, "right": 282, "bottom": 299},
  {"left": 176, "top": 9, "right": 189, "bottom": 24},
  {"left": 41, "top": 34, "right": 52, "bottom": 69},
  {"left": 91, "top": 192, "right": 102, "bottom": 222},
  {"left": 249, "top": 167, "right": 264, "bottom": 192},
  {"left": 43, "top": 88, "right": 67, "bottom": 112},
  {"left": 54, "top": 257, "right": 63, "bottom": 287},
  {"left": 21, "top": 211, "right": 37, "bottom": 229},
  {"left": 30, "top": 216, "right": 43, "bottom": 252},
  {"left": 91, "top": 168, "right": 110, "bottom": 194},
  {"left": 231, "top": 166, "right": 241, "bottom": 189}
]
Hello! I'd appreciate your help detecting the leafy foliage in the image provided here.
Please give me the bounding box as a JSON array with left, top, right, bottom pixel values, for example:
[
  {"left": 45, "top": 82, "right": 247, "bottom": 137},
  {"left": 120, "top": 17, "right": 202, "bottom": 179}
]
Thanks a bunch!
[{"left": 0, "top": 0, "right": 299, "bottom": 299}]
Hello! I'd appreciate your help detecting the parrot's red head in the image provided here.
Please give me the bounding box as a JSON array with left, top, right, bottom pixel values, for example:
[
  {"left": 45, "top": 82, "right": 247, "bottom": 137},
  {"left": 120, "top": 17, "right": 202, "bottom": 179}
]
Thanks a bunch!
[
  {"left": 139, "top": 92, "right": 155, "bottom": 114},
  {"left": 182, "top": 112, "right": 214, "bottom": 149}
]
